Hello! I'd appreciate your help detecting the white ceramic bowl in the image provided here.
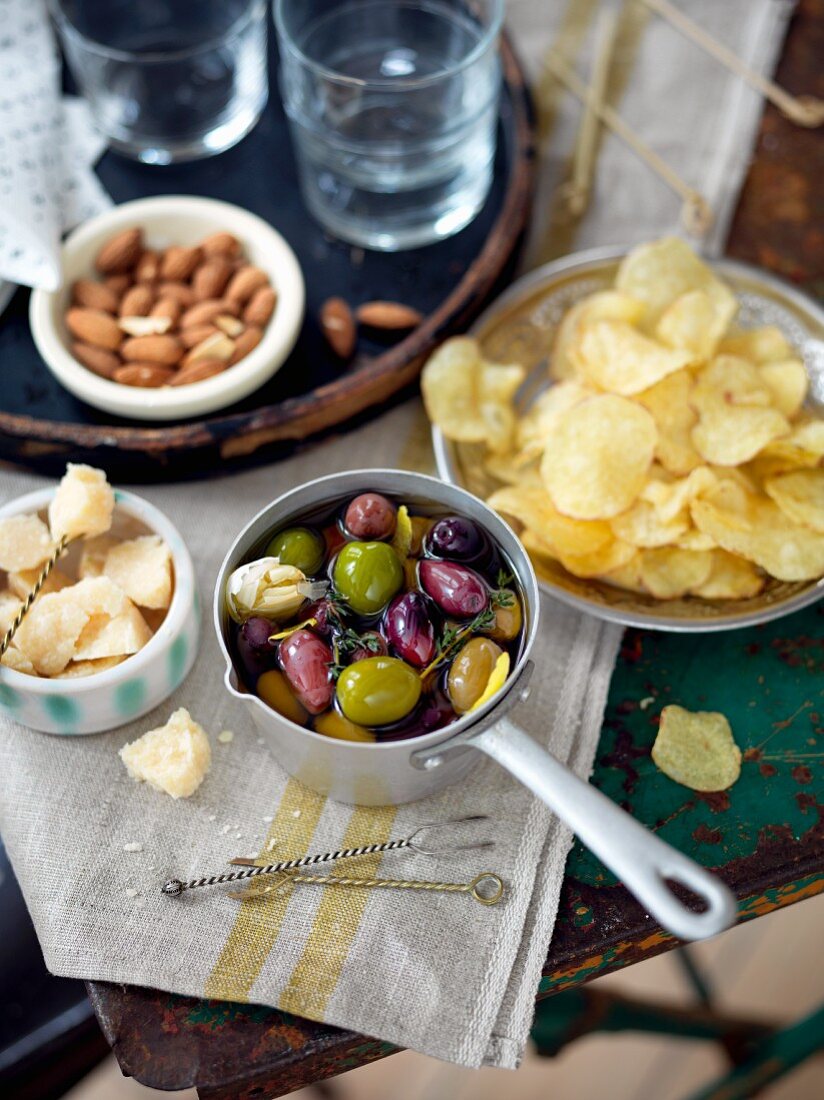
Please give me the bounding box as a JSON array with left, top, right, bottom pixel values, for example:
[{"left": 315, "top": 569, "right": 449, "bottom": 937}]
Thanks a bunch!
[
  {"left": 0, "top": 488, "right": 200, "bottom": 734},
  {"left": 30, "top": 196, "right": 305, "bottom": 421}
]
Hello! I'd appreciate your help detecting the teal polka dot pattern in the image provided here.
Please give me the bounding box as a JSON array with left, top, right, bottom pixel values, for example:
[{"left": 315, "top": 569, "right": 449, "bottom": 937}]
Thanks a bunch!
[
  {"left": 115, "top": 678, "right": 146, "bottom": 717},
  {"left": 0, "top": 681, "right": 20, "bottom": 710},
  {"left": 44, "top": 693, "right": 80, "bottom": 729},
  {"left": 168, "top": 634, "right": 188, "bottom": 686}
]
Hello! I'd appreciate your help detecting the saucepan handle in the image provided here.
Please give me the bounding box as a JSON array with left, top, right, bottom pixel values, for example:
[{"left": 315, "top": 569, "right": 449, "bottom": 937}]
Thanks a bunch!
[{"left": 473, "top": 718, "right": 736, "bottom": 941}]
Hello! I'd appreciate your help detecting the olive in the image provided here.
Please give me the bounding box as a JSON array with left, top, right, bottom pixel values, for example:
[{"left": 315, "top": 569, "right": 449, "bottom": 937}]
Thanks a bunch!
[
  {"left": 304, "top": 598, "right": 335, "bottom": 636},
  {"left": 314, "top": 710, "right": 375, "bottom": 743},
  {"left": 410, "top": 515, "right": 435, "bottom": 556},
  {"left": 333, "top": 541, "right": 403, "bottom": 615},
  {"left": 419, "top": 559, "right": 488, "bottom": 619},
  {"left": 236, "top": 616, "right": 278, "bottom": 685},
  {"left": 447, "top": 637, "right": 504, "bottom": 714},
  {"left": 425, "top": 516, "right": 484, "bottom": 561},
  {"left": 265, "top": 526, "right": 325, "bottom": 576},
  {"left": 257, "top": 669, "right": 309, "bottom": 725},
  {"left": 344, "top": 493, "right": 397, "bottom": 540},
  {"left": 349, "top": 630, "right": 389, "bottom": 663},
  {"left": 336, "top": 656, "right": 421, "bottom": 727},
  {"left": 484, "top": 589, "right": 522, "bottom": 642},
  {"left": 384, "top": 592, "right": 437, "bottom": 668},
  {"left": 279, "top": 629, "right": 334, "bottom": 714}
]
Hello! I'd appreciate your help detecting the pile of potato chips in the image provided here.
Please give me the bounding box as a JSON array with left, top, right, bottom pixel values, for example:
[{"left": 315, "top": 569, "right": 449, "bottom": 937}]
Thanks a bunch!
[{"left": 422, "top": 238, "right": 824, "bottom": 600}]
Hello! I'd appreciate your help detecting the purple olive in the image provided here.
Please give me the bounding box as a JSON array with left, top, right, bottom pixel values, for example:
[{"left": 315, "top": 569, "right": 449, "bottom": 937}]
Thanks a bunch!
[
  {"left": 384, "top": 592, "right": 437, "bottom": 668},
  {"left": 419, "top": 560, "right": 488, "bottom": 619},
  {"left": 350, "top": 630, "right": 389, "bottom": 664},
  {"left": 305, "top": 598, "right": 336, "bottom": 636},
  {"left": 425, "top": 516, "right": 484, "bottom": 561},
  {"left": 236, "top": 616, "right": 278, "bottom": 684},
  {"left": 279, "top": 629, "right": 334, "bottom": 715},
  {"left": 344, "top": 493, "right": 397, "bottom": 540}
]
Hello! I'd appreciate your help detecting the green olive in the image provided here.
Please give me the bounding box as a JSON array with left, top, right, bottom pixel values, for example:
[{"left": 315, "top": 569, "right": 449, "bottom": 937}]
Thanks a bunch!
[
  {"left": 257, "top": 669, "right": 309, "bottom": 725},
  {"left": 314, "top": 710, "right": 375, "bottom": 743},
  {"left": 336, "top": 657, "right": 421, "bottom": 727},
  {"left": 483, "top": 589, "right": 522, "bottom": 642},
  {"left": 333, "top": 541, "right": 403, "bottom": 615},
  {"left": 447, "top": 637, "right": 504, "bottom": 714},
  {"left": 264, "top": 526, "right": 325, "bottom": 576}
]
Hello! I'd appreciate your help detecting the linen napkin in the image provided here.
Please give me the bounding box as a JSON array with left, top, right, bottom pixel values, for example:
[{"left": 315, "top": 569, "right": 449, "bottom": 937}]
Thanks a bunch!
[
  {"left": 0, "top": 0, "right": 791, "bottom": 1071},
  {"left": 0, "top": 0, "right": 111, "bottom": 291}
]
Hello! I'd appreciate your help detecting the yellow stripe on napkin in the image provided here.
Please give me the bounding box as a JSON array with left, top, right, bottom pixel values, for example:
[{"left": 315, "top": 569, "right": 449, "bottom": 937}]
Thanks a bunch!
[
  {"left": 205, "top": 779, "right": 326, "bottom": 1001},
  {"left": 278, "top": 804, "right": 396, "bottom": 1019}
]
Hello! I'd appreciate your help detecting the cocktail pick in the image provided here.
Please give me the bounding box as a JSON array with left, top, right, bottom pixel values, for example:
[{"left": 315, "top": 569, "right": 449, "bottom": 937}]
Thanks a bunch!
[
  {"left": 161, "top": 815, "right": 494, "bottom": 897},
  {"left": 225, "top": 871, "right": 505, "bottom": 907},
  {"left": 0, "top": 535, "right": 69, "bottom": 656}
]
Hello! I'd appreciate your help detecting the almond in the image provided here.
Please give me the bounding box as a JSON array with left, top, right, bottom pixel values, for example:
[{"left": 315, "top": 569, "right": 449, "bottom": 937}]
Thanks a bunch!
[
  {"left": 160, "top": 246, "right": 202, "bottom": 281},
  {"left": 243, "top": 286, "right": 277, "bottom": 327},
  {"left": 200, "top": 231, "right": 242, "bottom": 258},
  {"left": 95, "top": 228, "right": 143, "bottom": 274},
  {"left": 180, "top": 298, "right": 239, "bottom": 329},
  {"left": 170, "top": 358, "right": 227, "bottom": 385},
  {"left": 191, "top": 258, "right": 233, "bottom": 301},
  {"left": 65, "top": 307, "right": 123, "bottom": 352},
  {"left": 71, "top": 342, "right": 120, "bottom": 379},
  {"left": 135, "top": 249, "right": 161, "bottom": 283},
  {"left": 225, "top": 265, "right": 269, "bottom": 305},
  {"left": 105, "top": 274, "right": 132, "bottom": 295},
  {"left": 119, "top": 284, "right": 154, "bottom": 317},
  {"left": 118, "top": 315, "right": 172, "bottom": 337},
  {"left": 72, "top": 279, "right": 120, "bottom": 314},
  {"left": 356, "top": 300, "right": 423, "bottom": 329},
  {"left": 184, "top": 331, "right": 234, "bottom": 365},
  {"left": 114, "top": 364, "right": 175, "bottom": 387},
  {"left": 150, "top": 296, "right": 181, "bottom": 324},
  {"left": 180, "top": 324, "right": 219, "bottom": 349},
  {"left": 320, "top": 297, "right": 356, "bottom": 358},
  {"left": 157, "top": 281, "right": 195, "bottom": 308},
  {"left": 228, "top": 324, "right": 263, "bottom": 365},
  {"left": 120, "top": 334, "right": 183, "bottom": 366},
  {"left": 214, "top": 314, "right": 245, "bottom": 337}
]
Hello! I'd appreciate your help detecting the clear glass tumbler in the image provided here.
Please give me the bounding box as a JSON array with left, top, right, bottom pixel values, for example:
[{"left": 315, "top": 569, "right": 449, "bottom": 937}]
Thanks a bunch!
[
  {"left": 50, "top": 0, "right": 269, "bottom": 164},
  {"left": 274, "top": 0, "right": 503, "bottom": 251}
]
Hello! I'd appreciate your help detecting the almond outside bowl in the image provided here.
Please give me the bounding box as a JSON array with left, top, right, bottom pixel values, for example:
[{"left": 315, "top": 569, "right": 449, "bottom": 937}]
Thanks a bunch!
[
  {"left": 214, "top": 468, "right": 735, "bottom": 941},
  {"left": 0, "top": 488, "right": 200, "bottom": 734}
]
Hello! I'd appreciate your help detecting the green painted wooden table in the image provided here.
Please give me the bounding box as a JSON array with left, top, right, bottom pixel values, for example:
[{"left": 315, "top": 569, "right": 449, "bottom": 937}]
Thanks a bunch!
[{"left": 86, "top": 3, "right": 824, "bottom": 1096}]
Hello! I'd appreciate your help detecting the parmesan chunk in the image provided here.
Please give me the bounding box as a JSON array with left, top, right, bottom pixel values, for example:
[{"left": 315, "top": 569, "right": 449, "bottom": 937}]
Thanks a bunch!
[
  {"left": 104, "top": 535, "right": 172, "bottom": 610},
  {"left": 120, "top": 708, "right": 211, "bottom": 799},
  {"left": 74, "top": 601, "right": 152, "bottom": 661},
  {"left": 0, "top": 514, "right": 56, "bottom": 571},
  {"left": 0, "top": 590, "right": 23, "bottom": 634},
  {"left": 78, "top": 535, "right": 118, "bottom": 579},
  {"left": 1, "top": 646, "right": 36, "bottom": 675},
  {"left": 55, "top": 656, "right": 126, "bottom": 679},
  {"left": 7, "top": 566, "right": 72, "bottom": 599},
  {"left": 49, "top": 464, "right": 115, "bottom": 541}
]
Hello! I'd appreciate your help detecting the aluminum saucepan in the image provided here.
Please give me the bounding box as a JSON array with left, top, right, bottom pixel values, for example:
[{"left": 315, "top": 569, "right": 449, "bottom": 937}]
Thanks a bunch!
[{"left": 214, "top": 469, "right": 735, "bottom": 941}]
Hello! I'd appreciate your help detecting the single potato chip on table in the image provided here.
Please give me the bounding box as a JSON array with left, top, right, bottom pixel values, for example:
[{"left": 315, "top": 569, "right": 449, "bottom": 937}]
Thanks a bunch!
[{"left": 652, "top": 705, "right": 742, "bottom": 792}]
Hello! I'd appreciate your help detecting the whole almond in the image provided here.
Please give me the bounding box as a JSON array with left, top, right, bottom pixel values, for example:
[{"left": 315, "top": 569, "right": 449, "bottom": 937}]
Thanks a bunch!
[
  {"left": 157, "top": 281, "right": 195, "bottom": 308},
  {"left": 200, "top": 231, "right": 242, "bottom": 258},
  {"left": 118, "top": 315, "right": 172, "bottom": 337},
  {"left": 320, "top": 297, "right": 356, "bottom": 358},
  {"left": 215, "top": 314, "right": 245, "bottom": 337},
  {"left": 184, "top": 331, "right": 235, "bottom": 365},
  {"left": 150, "top": 296, "right": 181, "bottom": 324},
  {"left": 71, "top": 342, "right": 120, "bottom": 379},
  {"left": 119, "top": 284, "right": 154, "bottom": 317},
  {"left": 160, "top": 246, "right": 202, "bottom": 281},
  {"left": 105, "top": 274, "right": 132, "bottom": 295},
  {"left": 225, "top": 265, "right": 269, "bottom": 305},
  {"left": 243, "top": 286, "right": 277, "bottom": 327},
  {"left": 180, "top": 324, "right": 219, "bottom": 349},
  {"left": 121, "top": 334, "right": 183, "bottom": 366},
  {"left": 228, "top": 324, "right": 263, "bottom": 365},
  {"left": 65, "top": 307, "right": 123, "bottom": 352},
  {"left": 135, "top": 249, "right": 161, "bottom": 283},
  {"left": 114, "top": 364, "right": 174, "bottom": 387},
  {"left": 170, "top": 358, "right": 227, "bottom": 386},
  {"left": 191, "top": 258, "right": 233, "bottom": 301},
  {"left": 180, "top": 298, "right": 239, "bottom": 329},
  {"left": 356, "top": 300, "right": 423, "bottom": 329},
  {"left": 72, "top": 279, "right": 120, "bottom": 314},
  {"left": 95, "top": 228, "right": 142, "bottom": 274}
]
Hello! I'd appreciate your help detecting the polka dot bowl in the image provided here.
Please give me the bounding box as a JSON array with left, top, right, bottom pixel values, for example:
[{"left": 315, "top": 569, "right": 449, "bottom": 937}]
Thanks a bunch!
[{"left": 0, "top": 488, "right": 200, "bottom": 735}]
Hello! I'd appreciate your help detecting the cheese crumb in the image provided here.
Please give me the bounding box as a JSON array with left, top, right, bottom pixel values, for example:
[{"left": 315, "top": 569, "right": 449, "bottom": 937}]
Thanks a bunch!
[
  {"left": 125, "top": 888, "right": 139, "bottom": 898},
  {"left": 119, "top": 708, "right": 211, "bottom": 799},
  {"left": 49, "top": 464, "right": 115, "bottom": 541},
  {"left": 217, "top": 729, "right": 234, "bottom": 744},
  {"left": 0, "top": 514, "right": 56, "bottom": 572},
  {"left": 123, "top": 842, "right": 143, "bottom": 852}
]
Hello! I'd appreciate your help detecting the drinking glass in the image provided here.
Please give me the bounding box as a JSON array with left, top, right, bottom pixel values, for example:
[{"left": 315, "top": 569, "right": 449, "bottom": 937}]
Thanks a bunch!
[
  {"left": 274, "top": 0, "right": 504, "bottom": 251},
  {"left": 50, "top": 0, "right": 269, "bottom": 164}
]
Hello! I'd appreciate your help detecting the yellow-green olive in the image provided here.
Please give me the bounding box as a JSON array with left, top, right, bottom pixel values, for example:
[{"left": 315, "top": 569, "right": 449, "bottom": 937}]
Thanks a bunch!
[
  {"left": 264, "top": 526, "right": 325, "bottom": 576},
  {"left": 336, "top": 656, "right": 421, "bottom": 727},
  {"left": 333, "top": 541, "right": 403, "bottom": 615},
  {"left": 314, "top": 711, "right": 375, "bottom": 743},
  {"left": 257, "top": 669, "right": 308, "bottom": 725},
  {"left": 447, "top": 637, "right": 504, "bottom": 714},
  {"left": 483, "top": 590, "right": 522, "bottom": 642}
]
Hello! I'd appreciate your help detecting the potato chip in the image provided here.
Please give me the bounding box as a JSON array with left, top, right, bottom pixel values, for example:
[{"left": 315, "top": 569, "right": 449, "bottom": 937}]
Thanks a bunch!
[
  {"left": 0, "top": 513, "right": 56, "bottom": 572},
  {"left": 634, "top": 370, "right": 703, "bottom": 475},
  {"left": 652, "top": 705, "right": 741, "bottom": 791},
  {"left": 615, "top": 237, "right": 737, "bottom": 334},
  {"left": 691, "top": 356, "right": 773, "bottom": 412},
  {"left": 758, "top": 359, "right": 808, "bottom": 418},
  {"left": 519, "top": 523, "right": 635, "bottom": 579},
  {"left": 575, "top": 320, "right": 693, "bottom": 395},
  {"left": 551, "top": 290, "right": 645, "bottom": 380},
  {"left": 540, "top": 395, "right": 657, "bottom": 519},
  {"left": 674, "top": 528, "right": 717, "bottom": 552},
  {"left": 690, "top": 550, "right": 764, "bottom": 599},
  {"left": 421, "top": 337, "right": 526, "bottom": 454},
  {"left": 487, "top": 486, "right": 613, "bottom": 556},
  {"left": 610, "top": 500, "right": 689, "bottom": 548},
  {"left": 692, "top": 481, "right": 824, "bottom": 581},
  {"left": 656, "top": 289, "right": 724, "bottom": 361},
  {"left": 718, "top": 325, "right": 793, "bottom": 363},
  {"left": 692, "top": 406, "right": 789, "bottom": 466},
  {"left": 515, "top": 381, "right": 592, "bottom": 460},
  {"left": 598, "top": 554, "right": 646, "bottom": 593},
  {"left": 764, "top": 469, "right": 824, "bottom": 533},
  {"left": 483, "top": 454, "right": 542, "bottom": 487},
  {"left": 639, "top": 547, "right": 713, "bottom": 599},
  {"left": 639, "top": 466, "right": 717, "bottom": 522},
  {"left": 754, "top": 418, "right": 824, "bottom": 473}
]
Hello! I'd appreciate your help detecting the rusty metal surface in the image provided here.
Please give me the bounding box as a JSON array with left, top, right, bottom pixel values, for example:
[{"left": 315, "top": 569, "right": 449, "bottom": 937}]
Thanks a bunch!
[{"left": 86, "top": 4, "right": 824, "bottom": 1096}]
